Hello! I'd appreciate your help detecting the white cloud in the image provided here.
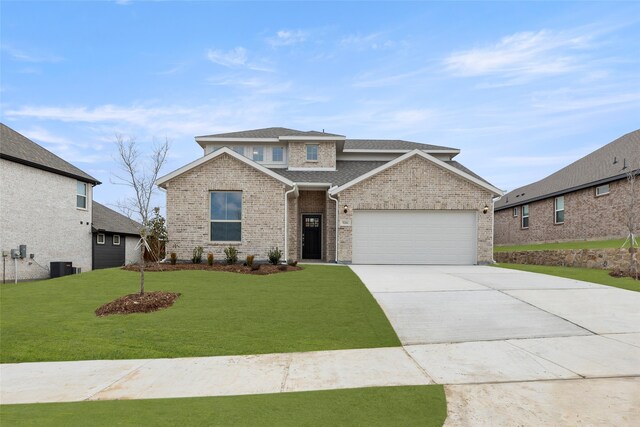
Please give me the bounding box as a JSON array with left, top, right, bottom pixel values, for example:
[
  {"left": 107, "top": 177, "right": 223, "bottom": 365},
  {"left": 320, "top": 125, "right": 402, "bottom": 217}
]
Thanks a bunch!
[
  {"left": 1, "top": 45, "right": 63, "bottom": 63},
  {"left": 206, "top": 47, "right": 248, "bottom": 67},
  {"left": 207, "top": 75, "right": 292, "bottom": 94},
  {"left": 267, "top": 30, "right": 307, "bottom": 47},
  {"left": 340, "top": 32, "right": 395, "bottom": 50},
  {"left": 444, "top": 29, "right": 592, "bottom": 79}
]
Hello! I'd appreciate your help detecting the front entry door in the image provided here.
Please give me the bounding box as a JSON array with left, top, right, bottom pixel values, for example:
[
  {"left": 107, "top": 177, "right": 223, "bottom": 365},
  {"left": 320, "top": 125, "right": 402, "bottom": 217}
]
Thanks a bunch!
[{"left": 302, "top": 214, "right": 322, "bottom": 259}]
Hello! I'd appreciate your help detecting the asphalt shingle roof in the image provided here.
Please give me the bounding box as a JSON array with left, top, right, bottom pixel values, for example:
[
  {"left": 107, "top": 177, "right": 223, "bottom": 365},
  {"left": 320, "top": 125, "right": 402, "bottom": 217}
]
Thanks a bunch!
[
  {"left": 495, "top": 129, "right": 640, "bottom": 210},
  {"left": 0, "top": 123, "right": 99, "bottom": 184},
  {"left": 273, "top": 159, "right": 492, "bottom": 187},
  {"left": 92, "top": 201, "right": 141, "bottom": 235},
  {"left": 344, "top": 139, "right": 458, "bottom": 151},
  {"left": 197, "top": 127, "right": 344, "bottom": 139}
]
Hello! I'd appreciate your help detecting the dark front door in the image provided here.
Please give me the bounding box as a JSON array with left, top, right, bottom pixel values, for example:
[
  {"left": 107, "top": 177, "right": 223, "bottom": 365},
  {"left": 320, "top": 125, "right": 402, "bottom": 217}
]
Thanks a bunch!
[{"left": 302, "top": 215, "right": 322, "bottom": 259}]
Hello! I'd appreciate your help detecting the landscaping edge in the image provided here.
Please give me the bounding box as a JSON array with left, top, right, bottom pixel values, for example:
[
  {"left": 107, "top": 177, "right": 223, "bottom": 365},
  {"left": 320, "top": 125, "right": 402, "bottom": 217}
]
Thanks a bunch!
[{"left": 494, "top": 248, "right": 633, "bottom": 270}]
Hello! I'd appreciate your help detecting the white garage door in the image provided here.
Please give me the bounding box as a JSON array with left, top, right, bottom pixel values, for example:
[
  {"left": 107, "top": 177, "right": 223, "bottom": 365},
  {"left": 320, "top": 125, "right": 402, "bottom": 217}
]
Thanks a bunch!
[{"left": 352, "top": 210, "right": 477, "bottom": 264}]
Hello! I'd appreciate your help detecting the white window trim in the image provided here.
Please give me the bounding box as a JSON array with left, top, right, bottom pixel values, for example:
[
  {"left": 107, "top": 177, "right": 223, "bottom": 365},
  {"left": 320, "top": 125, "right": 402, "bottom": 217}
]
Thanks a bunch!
[
  {"left": 113, "top": 235, "right": 121, "bottom": 245},
  {"left": 306, "top": 144, "right": 319, "bottom": 162},
  {"left": 521, "top": 205, "right": 529, "bottom": 229},
  {"left": 271, "top": 146, "right": 285, "bottom": 163},
  {"left": 513, "top": 207, "right": 519, "bottom": 217},
  {"left": 77, "top": 182, "right": 88, "bottom": 210},
  {"left": 97, "top": 233, "right": 105, "bottom": 245},
  {"left": 252, "top": 146, "right": 264, "bottom": 162},
  {"left": 210, "top": 191, "right": 242, "bottom": 243},
  {"left": 595, "top": 184, "right": 610, "bottom": 197},
  {"left": 554, "top": 196, "right": 565, "bottom": 225}
]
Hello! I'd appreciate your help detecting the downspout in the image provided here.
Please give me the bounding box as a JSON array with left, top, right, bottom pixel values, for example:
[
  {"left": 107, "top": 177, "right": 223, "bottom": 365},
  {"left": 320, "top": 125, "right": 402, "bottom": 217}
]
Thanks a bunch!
[
  {"left": 284, "top": 184, "right": 298, "bottom": 263},
  {"left": 328, "top": 189, "right": 339, "bottom": 263}
]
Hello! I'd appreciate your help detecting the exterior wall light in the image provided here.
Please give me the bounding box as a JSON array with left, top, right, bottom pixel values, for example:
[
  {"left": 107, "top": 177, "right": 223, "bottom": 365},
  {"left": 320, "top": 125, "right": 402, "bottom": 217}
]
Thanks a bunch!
[
  {"left": 343, "top": 205, "right": 349, "bottom": 214},
  {"left": 482, "top": 204, "right": 489, "bottom": 214}
]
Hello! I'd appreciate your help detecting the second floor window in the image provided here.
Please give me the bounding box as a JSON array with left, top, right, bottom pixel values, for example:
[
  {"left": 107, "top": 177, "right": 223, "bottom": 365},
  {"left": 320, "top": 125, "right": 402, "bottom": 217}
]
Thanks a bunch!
[
  {"left": 252, "top": 146, "right": 264, "bottom": 162},
  {"left": 77, "top": 182, "right": 87, "bottom": 209},
  {"left": 306, "top": 144, "right": 318, "bottom": 161},
  {"left": 272, "top": 146, "right": 284, "bottom": 162}
]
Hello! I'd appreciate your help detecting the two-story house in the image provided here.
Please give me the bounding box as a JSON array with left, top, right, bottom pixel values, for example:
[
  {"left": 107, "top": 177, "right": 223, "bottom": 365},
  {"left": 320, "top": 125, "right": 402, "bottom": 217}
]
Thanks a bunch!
[
  {"left": 157, "top": 127, "right": 502, "bottom": 265},
  {"left": 0, "top": 123, "right": 100, "bottom": 281}
]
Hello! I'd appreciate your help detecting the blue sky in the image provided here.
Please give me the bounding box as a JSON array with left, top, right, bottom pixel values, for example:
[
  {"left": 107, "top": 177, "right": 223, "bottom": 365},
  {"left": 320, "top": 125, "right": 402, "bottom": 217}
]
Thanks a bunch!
[{"left": 2, "top": 1, "right": 639, "bottom": 216}]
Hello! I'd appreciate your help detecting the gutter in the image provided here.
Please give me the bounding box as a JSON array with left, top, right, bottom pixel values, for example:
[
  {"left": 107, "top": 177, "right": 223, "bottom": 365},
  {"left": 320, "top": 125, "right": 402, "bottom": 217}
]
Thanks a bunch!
[
  {"left": 327, "top": 189, "right": 339, "bottom": 263},
  {"left": 283, "top": 184, "right": 298, "bottom": 263}
]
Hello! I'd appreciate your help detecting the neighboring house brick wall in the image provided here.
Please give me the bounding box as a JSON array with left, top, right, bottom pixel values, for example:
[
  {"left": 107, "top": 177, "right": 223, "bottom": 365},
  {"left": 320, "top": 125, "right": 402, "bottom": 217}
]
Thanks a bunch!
[
  {"left": 335, "top": 156, "right": 494, "bottom": 263},
  {"left": 0, "top": 159, "right": 93, "bottom": 280},
  {"left": 288, "top": 141, "right": 336, "bottom": 169},
  {"left": 494, "top": 179, "right": 630, "bottom": 245},
  {"left": 164, "top": 153, "right": 288, "bottom": 261},
  {"left": 125, "top": 235, "right": 142, "bottom": 265}
]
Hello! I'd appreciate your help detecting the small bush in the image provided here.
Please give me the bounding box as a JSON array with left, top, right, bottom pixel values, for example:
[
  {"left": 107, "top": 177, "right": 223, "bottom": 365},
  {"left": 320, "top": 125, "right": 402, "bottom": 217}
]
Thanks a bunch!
[
  {"left": 224, "top": 246, "right": 238, "bottom": 265},
  {"left": 207, "top": 252, "right": 214, "bottom": 266},
  {"left": 246, "top": 255, "right": 255, "bottom": 268},
  {"left": 287, "top": 259, "right": 298, "bottom": 267},
  {"left": 251, "top": 263, "right": 261, "bottom": 271},
  {"left": 268, "top": 247, "right": 282, "bottom": 265},
  {"left": 191, "top": 246, "right": 203, "bottom": 264},
  {"left": 170, "top": 252, "right": 177, "bottom": 265}
]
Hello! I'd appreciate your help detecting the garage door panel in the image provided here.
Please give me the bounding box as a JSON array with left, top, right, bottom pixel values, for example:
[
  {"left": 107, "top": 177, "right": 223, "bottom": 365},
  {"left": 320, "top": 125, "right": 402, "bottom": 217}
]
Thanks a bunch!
[{"left": 352, "top": 210, "right": 477, "bottom": 265}]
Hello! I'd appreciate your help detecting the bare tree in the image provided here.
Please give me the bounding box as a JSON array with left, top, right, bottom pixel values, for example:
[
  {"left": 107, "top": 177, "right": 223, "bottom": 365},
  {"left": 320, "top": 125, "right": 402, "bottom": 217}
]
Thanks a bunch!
[
  {"left": 113, "top": 134, "right": 169, "bottom": 295},
  {"left": 622, "top": 159, "right": 639, "bottom": 280}
]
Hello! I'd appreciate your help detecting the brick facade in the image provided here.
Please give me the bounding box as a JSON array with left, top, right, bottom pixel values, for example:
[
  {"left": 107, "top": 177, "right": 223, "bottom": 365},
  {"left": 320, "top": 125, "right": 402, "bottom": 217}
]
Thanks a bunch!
[
  {"left": 0, "top": 159, "right": 94, "bottom": 280},
  {"left": 288, "top": 141, "right": 336, "bottom": 169},
  {"left": 164, "top": 153, "right": 289, "bottom": 262},
  {"left": 334, "top": 156, "right": 495, "bottom": 263},
  {"left": 494, "top": 179, "right": 632, "bottom": 245}
]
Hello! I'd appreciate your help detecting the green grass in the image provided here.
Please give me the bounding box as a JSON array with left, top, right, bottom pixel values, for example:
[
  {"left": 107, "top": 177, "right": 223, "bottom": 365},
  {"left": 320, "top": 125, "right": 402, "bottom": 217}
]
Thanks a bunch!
[
  {"left": 494, "top": 263, "right": 640, "bottom": 292},
  {"left": 0, "top": 266, "right": 400, "bottom": 363},
  {"left": 494, "top": 238, "right": 626, "bottom": 252},
  {"left": 0, "top": 386, "right": 447, "bottom": 427}
]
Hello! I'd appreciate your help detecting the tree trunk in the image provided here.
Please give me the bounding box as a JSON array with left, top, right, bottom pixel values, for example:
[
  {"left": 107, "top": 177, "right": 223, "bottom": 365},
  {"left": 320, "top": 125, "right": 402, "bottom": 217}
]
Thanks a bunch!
[{"left": 140, "top": 244, "right": 145, "bottom": 295}]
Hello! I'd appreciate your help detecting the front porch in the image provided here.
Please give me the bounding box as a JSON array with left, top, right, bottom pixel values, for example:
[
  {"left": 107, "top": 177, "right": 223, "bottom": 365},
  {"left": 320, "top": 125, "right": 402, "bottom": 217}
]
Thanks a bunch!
[{"left": 287, "top": 189, "right": 337, "bottom": 263}]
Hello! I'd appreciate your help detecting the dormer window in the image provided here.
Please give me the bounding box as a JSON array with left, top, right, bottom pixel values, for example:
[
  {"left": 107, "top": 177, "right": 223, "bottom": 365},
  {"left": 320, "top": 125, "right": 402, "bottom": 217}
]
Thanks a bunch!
[
  {"left": 306, "top": 144, "right": 319, "bottom": 162},
  {"left": 272, "top": 146, "right": 284, "bottom": 163},
  {"left": 252, "top": 146, "right": 264, "bottom": 162}
]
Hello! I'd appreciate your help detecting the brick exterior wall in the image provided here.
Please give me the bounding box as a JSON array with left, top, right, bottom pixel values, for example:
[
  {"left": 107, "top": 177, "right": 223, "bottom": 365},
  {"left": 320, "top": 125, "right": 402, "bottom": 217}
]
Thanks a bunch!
[
  {"left": 164, "top": 153, "right": 289, "bottom": 262},
  {"left": 0, "top": 159, "right": 93, "bottom": 280},
  {"left": 288, "top": 141, "right": 336, "bottom": 169},
  {"left": 334, "top": 156, "right": 495, "bottom": 263},
  {"left": 494, "top": 179, "right": 631, "bottom": 245}
]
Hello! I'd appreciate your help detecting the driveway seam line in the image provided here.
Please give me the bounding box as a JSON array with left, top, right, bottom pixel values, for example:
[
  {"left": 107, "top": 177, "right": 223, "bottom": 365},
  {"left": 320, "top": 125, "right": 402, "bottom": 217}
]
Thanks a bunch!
[
  {"left": 400, "top": 346, "right": 437, "bottom": 384},
  {"left": 279, "top": 354, "right": 293, "bottom": 392},
  {"left": 600, "top": 334, "right": 640, "bottom": 349},
  {"left": 502, "top": 339, "right": 585, "bottom": 380},
  {"left": 441, "top": 373, "right": 640, "bottom": 387},
  {"left": 83, "top": 360, "right": 152, "bottom": 401}
]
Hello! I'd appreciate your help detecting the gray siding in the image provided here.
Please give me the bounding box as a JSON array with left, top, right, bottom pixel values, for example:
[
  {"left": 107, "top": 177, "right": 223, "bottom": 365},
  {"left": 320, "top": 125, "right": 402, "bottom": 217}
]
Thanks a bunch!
[{"left": 92, "top": 232, "right": 125, "bottom": 269}]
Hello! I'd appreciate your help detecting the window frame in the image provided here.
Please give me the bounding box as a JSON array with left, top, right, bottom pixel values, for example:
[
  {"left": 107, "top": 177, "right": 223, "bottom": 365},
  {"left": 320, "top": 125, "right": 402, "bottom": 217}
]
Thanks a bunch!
[
  {"left": 76, "top": 181, "right": 87, "bottom": 210},
  {"left": 97, "top": 233, "right": 105, "bottom": 245},
  {"left": 210, "top": 191, "right": 242, "bottom": 243},
  {"left": 554, "top": 196, "right": 565, "bottom": 224},
  {"left": 271, "top": 146, "right": 285, "bottom": 163},
  {"left": 232, "top": 146, "right": 245, "bottom": 156},
  {"left": 513, "top": 207, "right": 519, "bottom": 217},
  {"left": 252, "top": 146, "right": 264, "bottom": 162},
  {"left": 306, "top": 144, "right": 319, "bottom": 162},
  {"left": 595, "top": 184, "right": 610, "bottom": 197},
  {"left": 521, "top": 204, "right": 529, "bottom": 229},
  {"left": 113, "top": 235, "right": 121, "bottom": 246}
]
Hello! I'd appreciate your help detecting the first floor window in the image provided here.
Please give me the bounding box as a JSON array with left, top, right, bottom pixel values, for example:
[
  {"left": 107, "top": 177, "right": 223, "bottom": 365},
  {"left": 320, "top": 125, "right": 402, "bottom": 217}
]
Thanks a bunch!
[
  {"left": 306, "top": 144, "right": 318, "bottom": 161},
  {"left": 272, "top": 146, "right": 284, "bottom": 162},
  {"left": 521, "top": 205, "right": 529, "bottom": 229},
  {"left": 97, "top": 233, "right": 105, "bottom": 245},
  {"left": 77, "top": 181, "right": 87, "bottom": 209},
  {"left": 595, "top": 184, "right": 610, "bottom": 196},
  {"left": 252, "top": 146, "right": 264, "bottom": 162},
  {"left": 513, "top": 207, "right": 519, "bottom": 217},
  {"left": 211, "top": 191, "right": 242, "bottom": 241},
  {"left": 555, "top": 196, "right": 565, "bottom": 224},
  {"left": 113, "top": 235, "right": 121, "bottom": 245}
]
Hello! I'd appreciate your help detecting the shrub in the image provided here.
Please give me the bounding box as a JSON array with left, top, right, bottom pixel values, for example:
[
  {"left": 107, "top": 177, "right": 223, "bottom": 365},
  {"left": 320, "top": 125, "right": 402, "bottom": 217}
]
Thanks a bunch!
[
  {"left": 191, "top": 246, "right": 203, "bottom": 264},
  {"left": 246, "top": 255, "right": 255, "bottom": 268},
  {"left": 170, "top": 252, "right": 177, "bottom": 265},
  {"left": 268, "top": 247, "right": 282, "bottom": 265},
  {"left": 207, "top": 252, "right": 214, "bottom": 266},
  {"left": 287, "top": 259, "right": 298, "bottom": 267},
  {"left": 224, "top": 246, "right": 238, "bottom": 265}
]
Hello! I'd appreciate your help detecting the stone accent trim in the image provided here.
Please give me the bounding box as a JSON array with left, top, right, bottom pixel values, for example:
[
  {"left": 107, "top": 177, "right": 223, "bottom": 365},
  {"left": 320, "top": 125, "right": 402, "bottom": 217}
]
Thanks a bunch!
[{"left": 494, "top": 248, "right": 634, "bottom": 271}]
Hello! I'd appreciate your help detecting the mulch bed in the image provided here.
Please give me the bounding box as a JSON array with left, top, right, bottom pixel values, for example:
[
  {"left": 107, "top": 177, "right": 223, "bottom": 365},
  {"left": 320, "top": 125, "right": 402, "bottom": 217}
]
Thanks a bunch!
[
  {"left": 122, "top": 263, "right": 302, "bottom": 275},
  {"left": 609, "top": 268, "right": 640, "bottom": 280},
  {"left": 95, "top": 291, "right": 181, "bottom": 317}
]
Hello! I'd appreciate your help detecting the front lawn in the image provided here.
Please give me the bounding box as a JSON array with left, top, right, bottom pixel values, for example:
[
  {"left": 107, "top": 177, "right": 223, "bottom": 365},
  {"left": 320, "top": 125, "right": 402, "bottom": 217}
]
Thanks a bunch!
[
  {"left": 0, "top": 385, "right": 447, "bottom": 427},
  {"left": 494, "top": 238, "right": 626, "bottom": 252},
  {"left": 494, "top": 263, "right": 640, "bottom": 292},
  {"left": 0, "top": 266, "right": 400, "bottom": 363}
]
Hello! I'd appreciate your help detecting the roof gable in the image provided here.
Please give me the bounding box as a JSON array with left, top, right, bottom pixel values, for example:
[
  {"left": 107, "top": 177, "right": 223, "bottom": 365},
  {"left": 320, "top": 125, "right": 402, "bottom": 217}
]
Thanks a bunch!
[
  {"left": 156, "top": 146, "right": 294, "bottom": 188},
  {"left": 0, "top": 123, "right": 100, "bottom": 184},
  {"left": 329, "top": 149, "right": 502, "bottom": 196}
]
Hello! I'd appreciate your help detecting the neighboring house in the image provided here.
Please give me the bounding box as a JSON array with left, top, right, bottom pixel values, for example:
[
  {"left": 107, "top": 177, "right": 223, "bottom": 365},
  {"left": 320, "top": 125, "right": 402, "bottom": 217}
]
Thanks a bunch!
[
  {"left": 0, "top": 123, "right": 100, "bottom": 281},
  {"left": 494, "top": 129, "right": 640, "bottom": 246},
  {"left": 157, "top": 127, "right": 502, "bottom": 265},
  {"left": 92, "top": 201, "right": 142, "bottom": 269}
]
